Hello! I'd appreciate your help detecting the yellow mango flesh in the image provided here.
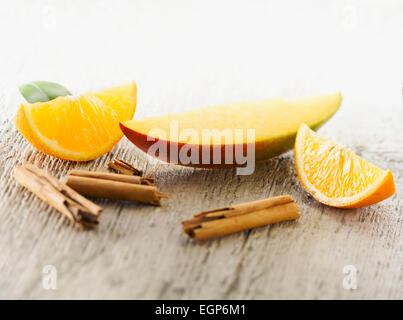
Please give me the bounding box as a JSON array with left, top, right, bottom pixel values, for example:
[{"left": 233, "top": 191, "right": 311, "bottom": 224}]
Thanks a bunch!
[{"left": 122, "top": 92, "right": 342, "bottom": 162}]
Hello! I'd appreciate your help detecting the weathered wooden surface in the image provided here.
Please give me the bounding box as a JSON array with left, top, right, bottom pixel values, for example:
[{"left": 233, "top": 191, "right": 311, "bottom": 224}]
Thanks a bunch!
[{"left": 0, "top": 0, "right": 402, "bottom": 299}]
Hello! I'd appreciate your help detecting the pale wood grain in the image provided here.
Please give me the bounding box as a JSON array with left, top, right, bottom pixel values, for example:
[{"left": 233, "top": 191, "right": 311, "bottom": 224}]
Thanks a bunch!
[{"left": 0, "top": 0, "right": 402, "bottom": 299}]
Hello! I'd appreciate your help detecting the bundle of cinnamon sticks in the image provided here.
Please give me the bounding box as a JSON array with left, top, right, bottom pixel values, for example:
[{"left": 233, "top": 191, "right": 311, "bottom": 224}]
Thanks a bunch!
[{"left": 13, "top": 159, "right": 167, "bottom": 228}]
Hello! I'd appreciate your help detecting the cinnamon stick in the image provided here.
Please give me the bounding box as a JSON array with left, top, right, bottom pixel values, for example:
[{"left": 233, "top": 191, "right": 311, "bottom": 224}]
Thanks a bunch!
[
  {"left": 13, "top": 164, "right": 102, "bottom": 229},
  {"left": 108, "top": 159, "right": 143, "bottom": 176},
  {"left": 182, "top": 195, "right": 300, "bottom": 240},
  {"left": 69, "top": 170, "right": 154, "bottom": 186},
  {"left": 65, "top": 173, "right": 167, "bottom": 206}
]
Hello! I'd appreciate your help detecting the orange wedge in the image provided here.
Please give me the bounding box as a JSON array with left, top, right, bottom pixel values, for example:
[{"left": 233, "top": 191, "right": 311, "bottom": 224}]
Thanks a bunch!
[
  {"left": 295, "top": 124, "right": 395, "bottom": 208},
  {"left": 15, "top": 83, "right": 137, "bottom": 161}
]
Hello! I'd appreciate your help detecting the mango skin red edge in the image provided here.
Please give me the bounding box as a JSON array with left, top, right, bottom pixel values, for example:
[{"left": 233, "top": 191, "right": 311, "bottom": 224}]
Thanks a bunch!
[{"left": 119, "top": 122, "right": 256, "bottom": 169}]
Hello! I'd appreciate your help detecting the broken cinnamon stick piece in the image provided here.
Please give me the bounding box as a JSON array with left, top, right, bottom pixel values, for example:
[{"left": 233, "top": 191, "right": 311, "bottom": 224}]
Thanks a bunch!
[
  {"left": 108, "top": 159, "right": 143, "bottom": 176},
  {"left": 13, "top": 164, "right": 102, "bottom": 229},
  {"left": 65, "top": 175, "right": 167, "bottom": 206},
  {"left": 69, "top": 170, "right": 154, "bottom": 185},
  {"left": 182, "top": 195, "right": 300, "bottom": 240}
]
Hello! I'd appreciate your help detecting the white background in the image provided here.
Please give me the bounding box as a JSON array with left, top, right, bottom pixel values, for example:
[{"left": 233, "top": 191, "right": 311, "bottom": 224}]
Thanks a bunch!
[{"left": 1, "top": 0, "right": 402, "bottom": 119}]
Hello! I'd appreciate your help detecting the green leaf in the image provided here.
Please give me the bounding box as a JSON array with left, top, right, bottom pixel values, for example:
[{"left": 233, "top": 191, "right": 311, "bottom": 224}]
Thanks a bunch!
[{"left": 19, "top": 81, "right": 71, "bottom": 103}]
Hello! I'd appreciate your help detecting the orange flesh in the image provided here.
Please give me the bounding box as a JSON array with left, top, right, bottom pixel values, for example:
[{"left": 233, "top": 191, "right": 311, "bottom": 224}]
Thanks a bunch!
[{"left": 300, "top": 127, "right": 383, "bottom": 198}]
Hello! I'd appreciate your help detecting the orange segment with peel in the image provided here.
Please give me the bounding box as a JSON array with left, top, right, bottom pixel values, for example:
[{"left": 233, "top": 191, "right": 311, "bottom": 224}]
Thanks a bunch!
[
  {"left": 294, "top": 124, "right": 395, "bottom": 208},
  {"left": 15, "top": 82, "right": 137, "bottom": 161}
]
